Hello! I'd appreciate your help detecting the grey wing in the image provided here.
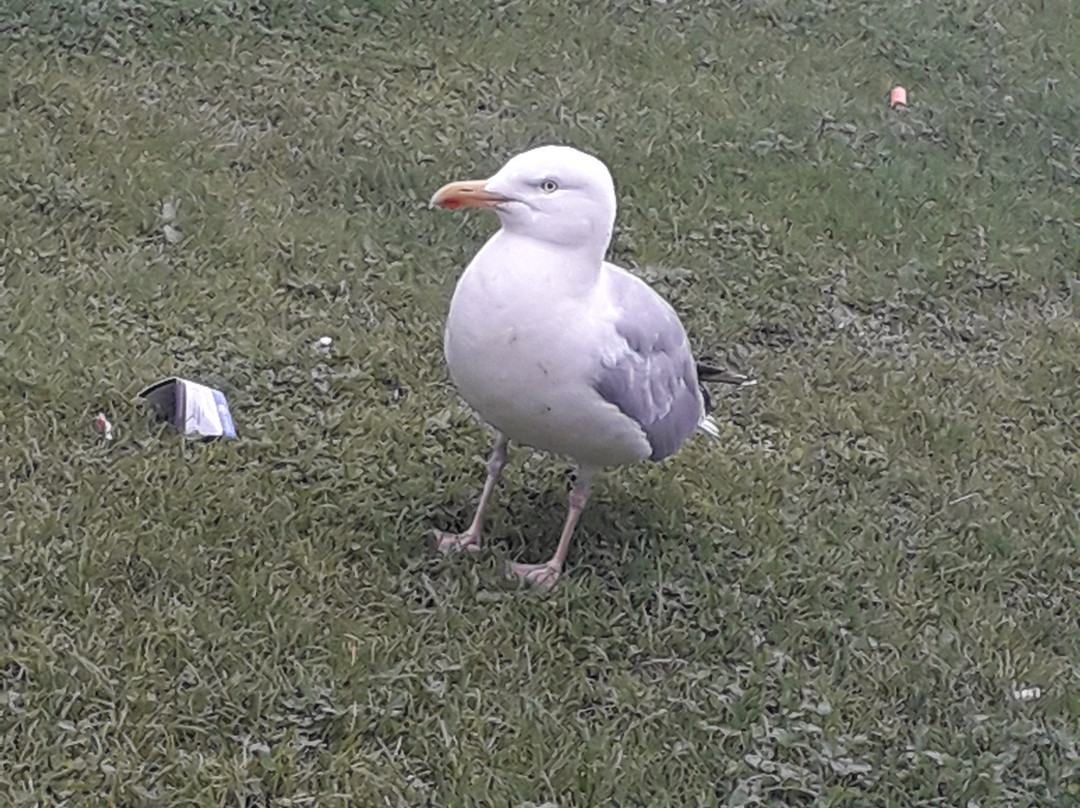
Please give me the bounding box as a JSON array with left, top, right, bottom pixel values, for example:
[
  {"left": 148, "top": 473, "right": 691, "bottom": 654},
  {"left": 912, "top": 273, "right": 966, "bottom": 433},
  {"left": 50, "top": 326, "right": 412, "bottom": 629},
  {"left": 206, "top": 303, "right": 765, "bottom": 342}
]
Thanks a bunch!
[{"left": 592, "top": 265, "right": 705, "bottom": 462}]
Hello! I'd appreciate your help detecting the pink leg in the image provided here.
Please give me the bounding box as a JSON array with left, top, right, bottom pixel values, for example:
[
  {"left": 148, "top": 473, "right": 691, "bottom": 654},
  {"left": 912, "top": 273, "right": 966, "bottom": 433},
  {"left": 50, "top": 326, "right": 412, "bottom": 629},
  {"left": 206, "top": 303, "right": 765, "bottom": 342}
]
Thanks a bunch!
[
  {"left": 434, "top": 433, "right": 509, "bottom": 554},
  {"left": 508, "top": 471, "right": 594, "bottom": 592}
]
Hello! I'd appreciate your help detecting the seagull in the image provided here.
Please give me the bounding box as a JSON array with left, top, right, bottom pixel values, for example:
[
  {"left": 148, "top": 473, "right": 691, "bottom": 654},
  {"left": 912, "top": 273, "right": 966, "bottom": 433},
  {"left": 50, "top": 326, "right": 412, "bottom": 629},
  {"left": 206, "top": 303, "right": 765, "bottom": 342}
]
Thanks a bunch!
[{"left": 429, "top": 145, "right": 748, "bottom": 591}]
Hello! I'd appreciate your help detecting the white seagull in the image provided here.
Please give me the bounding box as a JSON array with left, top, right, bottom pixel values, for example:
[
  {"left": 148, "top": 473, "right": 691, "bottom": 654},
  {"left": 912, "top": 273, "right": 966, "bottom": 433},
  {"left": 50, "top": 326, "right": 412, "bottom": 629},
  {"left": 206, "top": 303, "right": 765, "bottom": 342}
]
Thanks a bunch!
[{"left": 430, "top": 145, "right": 747, "bottom": 591}]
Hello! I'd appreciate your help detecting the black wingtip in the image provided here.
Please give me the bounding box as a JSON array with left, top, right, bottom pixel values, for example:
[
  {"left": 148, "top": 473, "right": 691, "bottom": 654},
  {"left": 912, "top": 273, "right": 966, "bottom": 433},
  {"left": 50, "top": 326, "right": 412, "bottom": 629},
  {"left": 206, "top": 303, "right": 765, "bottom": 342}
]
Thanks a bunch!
[
  {"left": 697, "top": 363, "right": 755, "bottom": 386},
  {"left": 697, "top": 363, "right": 756, "bottom": 414}
]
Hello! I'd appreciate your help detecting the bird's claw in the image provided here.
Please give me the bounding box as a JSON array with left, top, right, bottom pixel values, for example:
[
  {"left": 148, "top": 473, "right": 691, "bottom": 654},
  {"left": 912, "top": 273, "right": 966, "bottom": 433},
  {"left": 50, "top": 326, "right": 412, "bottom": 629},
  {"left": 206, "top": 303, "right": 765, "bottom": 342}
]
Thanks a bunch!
[
  {"left": 506, "top": 561, "right": 561, "bottom": 592},
  {"left": 434, "top": 529, "right": 481, "bottom": 555}
]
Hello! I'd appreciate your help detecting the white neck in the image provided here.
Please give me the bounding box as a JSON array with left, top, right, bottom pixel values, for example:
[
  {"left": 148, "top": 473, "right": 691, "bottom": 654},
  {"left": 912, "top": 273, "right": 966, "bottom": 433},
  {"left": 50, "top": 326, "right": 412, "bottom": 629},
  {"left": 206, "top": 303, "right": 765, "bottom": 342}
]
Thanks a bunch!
[{"left": 477, "top": 230, "right": 605, "bottom": 297}]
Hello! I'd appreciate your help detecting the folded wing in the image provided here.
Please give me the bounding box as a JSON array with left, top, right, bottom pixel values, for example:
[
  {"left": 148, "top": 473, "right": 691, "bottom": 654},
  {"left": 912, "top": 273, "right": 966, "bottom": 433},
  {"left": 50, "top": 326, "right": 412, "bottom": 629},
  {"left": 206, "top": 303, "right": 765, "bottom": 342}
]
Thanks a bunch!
[{"left": 592, "top": 264, "right": 706, "bottom": 462}]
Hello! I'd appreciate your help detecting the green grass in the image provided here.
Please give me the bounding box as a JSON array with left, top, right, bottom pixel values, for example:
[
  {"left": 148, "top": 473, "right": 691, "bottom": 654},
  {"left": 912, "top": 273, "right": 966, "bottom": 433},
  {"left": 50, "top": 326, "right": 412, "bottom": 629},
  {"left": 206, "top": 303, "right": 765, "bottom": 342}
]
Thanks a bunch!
[{"left": 2, "top": 1, "right": 1080, "bottom": 805}]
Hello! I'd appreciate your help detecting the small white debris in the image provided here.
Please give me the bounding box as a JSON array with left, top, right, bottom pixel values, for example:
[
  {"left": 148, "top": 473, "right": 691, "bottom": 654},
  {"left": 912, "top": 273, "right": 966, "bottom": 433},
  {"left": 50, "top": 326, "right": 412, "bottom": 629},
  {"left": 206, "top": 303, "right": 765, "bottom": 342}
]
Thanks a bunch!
[
  {"left": 317, "top": 336, "right": 333, "bottom": 347},
  {"left": 93, "top": 412, "right": 114, "bottom": 441},
  {"left": 160, "top": 199, "right": 178, "bottom": 224},
  {"left": 1012, "top": 686, "right": 1042, "bottom": 702},
  {"left": 162, "top": 223, "right": 181, "bottom": 245}
]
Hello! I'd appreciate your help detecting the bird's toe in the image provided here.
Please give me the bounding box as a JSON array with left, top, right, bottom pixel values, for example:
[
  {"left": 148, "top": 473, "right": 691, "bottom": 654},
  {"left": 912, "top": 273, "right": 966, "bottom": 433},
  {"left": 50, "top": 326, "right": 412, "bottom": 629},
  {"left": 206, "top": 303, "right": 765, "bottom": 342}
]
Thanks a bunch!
[
  {"left": 434, "top": 528, "right": 481, "bottom": 555},
  {"left": 506, "top": 561, "right": 561, "bottom": 592}
]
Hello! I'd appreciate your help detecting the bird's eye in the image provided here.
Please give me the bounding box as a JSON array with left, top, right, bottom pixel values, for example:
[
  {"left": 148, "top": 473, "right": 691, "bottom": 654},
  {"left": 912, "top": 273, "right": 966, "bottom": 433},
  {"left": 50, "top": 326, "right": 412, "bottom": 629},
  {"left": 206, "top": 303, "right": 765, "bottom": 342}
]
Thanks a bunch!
[{"left": 540, "top": 179, "right": 558, "bottom": 194}]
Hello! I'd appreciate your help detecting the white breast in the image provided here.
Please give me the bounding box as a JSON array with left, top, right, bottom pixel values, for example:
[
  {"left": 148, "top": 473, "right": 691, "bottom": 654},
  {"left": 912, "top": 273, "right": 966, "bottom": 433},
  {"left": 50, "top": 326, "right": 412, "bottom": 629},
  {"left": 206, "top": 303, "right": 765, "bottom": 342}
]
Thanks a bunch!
[{"left": 443, "top": 236, "right": 651, "bottom": 469}]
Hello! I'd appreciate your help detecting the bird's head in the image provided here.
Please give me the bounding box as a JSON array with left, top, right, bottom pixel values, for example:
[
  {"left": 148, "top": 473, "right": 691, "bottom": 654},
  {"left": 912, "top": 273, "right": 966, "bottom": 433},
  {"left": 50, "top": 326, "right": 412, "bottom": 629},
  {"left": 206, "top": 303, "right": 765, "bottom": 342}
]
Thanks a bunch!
[{"left": 430, "top": 145, "right": 617, "bottom": 255}]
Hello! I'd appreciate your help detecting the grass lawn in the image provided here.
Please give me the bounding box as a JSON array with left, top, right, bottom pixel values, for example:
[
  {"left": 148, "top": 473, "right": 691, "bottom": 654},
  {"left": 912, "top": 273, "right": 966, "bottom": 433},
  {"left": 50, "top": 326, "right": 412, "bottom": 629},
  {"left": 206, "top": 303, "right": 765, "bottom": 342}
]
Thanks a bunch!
[{"left": 2, "top": 1, "right": 1079, "bottom": 805}]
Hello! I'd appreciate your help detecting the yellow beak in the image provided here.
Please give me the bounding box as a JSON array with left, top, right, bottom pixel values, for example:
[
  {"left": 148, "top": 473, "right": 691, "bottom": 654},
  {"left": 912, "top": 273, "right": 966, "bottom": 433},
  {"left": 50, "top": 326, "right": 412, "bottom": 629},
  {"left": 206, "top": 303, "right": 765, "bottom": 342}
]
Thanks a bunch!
[{"left": 429, "top": 179, "right": 510, "bottom": 211}]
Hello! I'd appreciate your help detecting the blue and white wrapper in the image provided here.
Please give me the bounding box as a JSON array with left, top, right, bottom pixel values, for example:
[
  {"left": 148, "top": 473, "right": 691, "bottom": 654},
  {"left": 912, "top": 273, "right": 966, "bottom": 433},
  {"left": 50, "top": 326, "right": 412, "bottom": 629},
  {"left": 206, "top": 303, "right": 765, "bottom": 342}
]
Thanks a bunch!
[{"left": 139, "top": 377, "right": 237, "bottom": 439}]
